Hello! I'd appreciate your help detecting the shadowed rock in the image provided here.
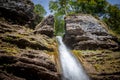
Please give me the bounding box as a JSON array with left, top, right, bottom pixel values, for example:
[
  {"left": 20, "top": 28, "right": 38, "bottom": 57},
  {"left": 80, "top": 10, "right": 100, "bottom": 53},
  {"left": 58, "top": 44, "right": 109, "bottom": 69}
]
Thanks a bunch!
[
  {"left": 34, "top": 15, "right": 54, "bottom": 37},
  {"left": 0, "top": 0, "right": 36, "bottom": 28},
  {"left": 0, "top": 54, "right": 60, "bottom": 80}
]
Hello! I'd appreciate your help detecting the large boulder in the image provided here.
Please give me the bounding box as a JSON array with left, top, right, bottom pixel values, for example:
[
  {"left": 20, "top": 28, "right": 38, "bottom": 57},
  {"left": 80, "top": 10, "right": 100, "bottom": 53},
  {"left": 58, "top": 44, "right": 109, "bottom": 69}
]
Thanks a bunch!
[
  {"left": 63, "top": 14, "right": 119, "bottom": 50},
  {"left": 34, "top": 15, "right": 54, "bottom": 37},
  {"left": 0, "top": 0, "right": 36, "bottom": 28}
]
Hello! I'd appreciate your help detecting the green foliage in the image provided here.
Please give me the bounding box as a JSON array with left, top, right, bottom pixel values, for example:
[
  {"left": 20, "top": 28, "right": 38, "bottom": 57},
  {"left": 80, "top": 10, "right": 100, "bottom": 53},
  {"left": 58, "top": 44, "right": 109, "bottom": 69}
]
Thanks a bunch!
[
  {"left": 34, "top": 4, "right": 46, "bottom": 25},
  {"left": 49, "top": 0, "right": 120, "bottom": 35},
  {"left": 34, "top": 4, "right": 46, "bottom": 16},
  {"left": 49, "top": 0, "right": 70, "bottom": 15},
  {"left": 54, "top": 13, "right": 65, "bottom": 36},
  {"left": 49, "top": 0, "right": 109, "bottom": 35},
  {"left": 49, "top": 0, "right": 109, "bottom": 16},
  {"left": 49, "top": 0, "right": 70, "bottom": 35},
  {"left": 103, "top": 5, "right": 120, "bottom": 34}
]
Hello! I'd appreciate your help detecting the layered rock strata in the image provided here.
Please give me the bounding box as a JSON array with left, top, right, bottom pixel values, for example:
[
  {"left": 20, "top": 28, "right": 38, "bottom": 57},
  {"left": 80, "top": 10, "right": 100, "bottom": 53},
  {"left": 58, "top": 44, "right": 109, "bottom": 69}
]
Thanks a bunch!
[
  {"left": 35, "top": 15, "right": 54, "bottom": 37},
  {"left": 0, "top": 0, "right": 36, "bottom": 28},
  {"left": 63, "top": 14, "right": 119, "bottom": 50}
]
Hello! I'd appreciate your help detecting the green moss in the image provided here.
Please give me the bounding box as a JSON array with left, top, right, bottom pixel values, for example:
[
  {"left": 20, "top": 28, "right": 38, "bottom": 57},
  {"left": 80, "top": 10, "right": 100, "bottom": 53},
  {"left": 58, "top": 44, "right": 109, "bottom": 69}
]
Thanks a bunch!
[
  {"left": 94, "top": 64, "right": 101, "bottom": 71},
  {"left": 4, "top": 36, "right": 13, "bottom": 41},
  {"left": 91, "top": 56, "right": 98, "bottom": 60},
  {"left": 1, "top": 47, "right": 19, "bottom": 55},
  {"left": 80, "top": 50, "right": 120, "bottom": 74},
  {"left": 72, "top": 50, "right": 81, "bottom": 54},
  {"left": 15, "top": 34, "right": 25, "bottom": 38},
  {"left": 2, "top": 64, "right": 10, "bottom": 67}
]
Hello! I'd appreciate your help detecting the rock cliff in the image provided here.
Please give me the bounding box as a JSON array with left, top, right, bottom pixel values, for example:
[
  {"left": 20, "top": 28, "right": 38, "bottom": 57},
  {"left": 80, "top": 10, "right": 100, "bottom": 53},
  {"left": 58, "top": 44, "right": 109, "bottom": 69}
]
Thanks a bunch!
[
  {"left": 0, "top": 1, "right": 60, "bottom": 79},
  {"left": 0, "top": 18, "right": 60, "bottom": 80},
  {"left": 0, "top": 1, "right": 119, "bottom": 79},
  {"left": 67, "top": 14, "right": 120, "bottom": 80},
  {"left": 0, "top": 0, "right": 36, "bottom": 28},
  {"left": 63, "top": 14, "right": 119, "bottom": 50}
]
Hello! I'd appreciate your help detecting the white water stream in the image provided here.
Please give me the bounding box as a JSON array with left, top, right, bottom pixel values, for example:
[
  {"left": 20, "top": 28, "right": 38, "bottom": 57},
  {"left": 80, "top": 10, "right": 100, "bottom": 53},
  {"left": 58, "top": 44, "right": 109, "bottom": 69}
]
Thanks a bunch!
[{"left": 57, "top": 36, "right": 90, "bottom": 80}]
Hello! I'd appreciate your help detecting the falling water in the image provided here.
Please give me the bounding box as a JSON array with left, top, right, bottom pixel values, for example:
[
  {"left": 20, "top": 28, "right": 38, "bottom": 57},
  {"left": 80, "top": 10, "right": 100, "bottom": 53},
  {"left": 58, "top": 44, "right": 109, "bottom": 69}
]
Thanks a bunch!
[{"left": 56, "top": 36, "right": 89, "bottom": 80}]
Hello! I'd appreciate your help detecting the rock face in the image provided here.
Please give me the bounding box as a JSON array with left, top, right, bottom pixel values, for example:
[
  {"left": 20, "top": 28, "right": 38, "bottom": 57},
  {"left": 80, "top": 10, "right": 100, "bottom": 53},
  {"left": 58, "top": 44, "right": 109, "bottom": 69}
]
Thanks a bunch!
[
  {"left": 63, "top": 14, "right": 119, "bottom": 50},
  {"left": 0, "top": 18, "right": 60, "bottom": 80},
  {"left": 34, "top": 15, "right": 54, "bottom": 37},
  {"left": 0, "top": 54, "right": 59, "bottom": 80},
  {"left": 72, "top": 50, "right": 120, "bottom": 80},
  {"left": 0, "top": 0, "right": 36, "bottom": 28}
]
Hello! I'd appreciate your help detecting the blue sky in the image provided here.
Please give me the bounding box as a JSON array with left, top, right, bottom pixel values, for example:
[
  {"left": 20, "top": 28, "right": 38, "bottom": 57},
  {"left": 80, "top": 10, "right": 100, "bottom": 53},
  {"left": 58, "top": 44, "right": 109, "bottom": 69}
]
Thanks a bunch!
[
  {"left": 32, "top": 0, "right": 52, "bottom": 16},
  {"left": 32, "top": 0, "right": 120, "bottom": 16},
  {"left": 107, "top": 0, "right": 120, "bottom": 5}
]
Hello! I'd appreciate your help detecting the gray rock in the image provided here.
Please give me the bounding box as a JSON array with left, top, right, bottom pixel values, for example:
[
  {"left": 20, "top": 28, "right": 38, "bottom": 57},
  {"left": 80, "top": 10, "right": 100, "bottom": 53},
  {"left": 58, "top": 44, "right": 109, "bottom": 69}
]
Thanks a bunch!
[
  {"left": 63, "top": 14, "right": 119, "bottom": 50},
  {"left": 0, "top": 0, "right": 36, "bottom": 28},
  {"left": 0, "top": 54, "right": 60, "bottom": 80},
  {"left": 35, "top": 15, "right": 54, "bottom": 37}
]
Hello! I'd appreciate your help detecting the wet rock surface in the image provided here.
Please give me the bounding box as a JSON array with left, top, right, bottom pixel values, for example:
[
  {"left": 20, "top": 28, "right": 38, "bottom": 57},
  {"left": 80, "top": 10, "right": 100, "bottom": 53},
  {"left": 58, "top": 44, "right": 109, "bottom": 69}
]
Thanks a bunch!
[
  {"left": 63, "top": 14, "right": 119, "bottom": 50},
  {"left": 34, "top": 15, "right": 54, "bottom": 37},
  {"left": 0, "top": 0, "right": 36, "bottom": 28}
]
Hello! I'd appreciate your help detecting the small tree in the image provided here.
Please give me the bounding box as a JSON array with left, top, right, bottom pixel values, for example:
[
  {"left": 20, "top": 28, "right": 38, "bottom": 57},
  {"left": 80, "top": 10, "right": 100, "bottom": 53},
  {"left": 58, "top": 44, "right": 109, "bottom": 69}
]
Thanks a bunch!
[
  {"left": 103, "top": 5, "right": 120, "bottom": 34},
  {"left": 34, "top": 4, "right": 46, "bottom": 25}
]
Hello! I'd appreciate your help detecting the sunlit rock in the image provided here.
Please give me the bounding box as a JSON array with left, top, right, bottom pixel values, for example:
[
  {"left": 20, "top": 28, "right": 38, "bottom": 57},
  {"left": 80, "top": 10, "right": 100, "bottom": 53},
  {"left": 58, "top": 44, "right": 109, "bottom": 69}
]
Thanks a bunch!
[{"left": 63, "top": 14, "right": 119, "bottom": 50}]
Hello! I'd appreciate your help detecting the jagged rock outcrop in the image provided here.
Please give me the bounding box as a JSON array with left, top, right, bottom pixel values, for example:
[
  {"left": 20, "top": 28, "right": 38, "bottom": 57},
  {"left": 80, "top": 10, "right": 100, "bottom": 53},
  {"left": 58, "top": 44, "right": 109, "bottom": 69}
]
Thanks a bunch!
[
  {"left": 0, "top": 18, "right": 60, "bottom": 80},
  {"left": 63, "top": 14, "right": 119, "bottom": 50},
  {"left": 34, "top": 15, "right": 54, "bottom": 37},
  {"left": 0, "top": 0, "right": 36, "bottom": 28}
]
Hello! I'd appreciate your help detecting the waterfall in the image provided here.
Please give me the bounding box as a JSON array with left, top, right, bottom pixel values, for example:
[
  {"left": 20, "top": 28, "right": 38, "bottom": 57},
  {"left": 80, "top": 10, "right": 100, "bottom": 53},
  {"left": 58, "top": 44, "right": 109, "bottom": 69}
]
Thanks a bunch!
[{"left": 56, "top": 36, "right": 89, "bottom": 80}]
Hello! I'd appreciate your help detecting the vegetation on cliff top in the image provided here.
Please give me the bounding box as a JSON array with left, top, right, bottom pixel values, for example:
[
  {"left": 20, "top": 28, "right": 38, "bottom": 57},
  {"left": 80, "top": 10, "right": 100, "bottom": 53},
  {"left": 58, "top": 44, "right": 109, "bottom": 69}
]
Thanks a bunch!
[
  {"left": 34, "top": 4, "right": 46, "bottom": 26},
  {"left": 49, "top": 0, "right": 120, "bottom": 36}
]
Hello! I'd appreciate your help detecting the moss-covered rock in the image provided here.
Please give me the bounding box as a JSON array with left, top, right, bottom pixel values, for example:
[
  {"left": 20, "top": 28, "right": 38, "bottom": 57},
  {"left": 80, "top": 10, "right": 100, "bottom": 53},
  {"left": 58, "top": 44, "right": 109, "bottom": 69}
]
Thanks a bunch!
[
  {"left": 72, "top": 50, "right": 120, "bottom": 80},
  {"left": 0, "top": 19, "right": 60, "bottom": 80}
]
